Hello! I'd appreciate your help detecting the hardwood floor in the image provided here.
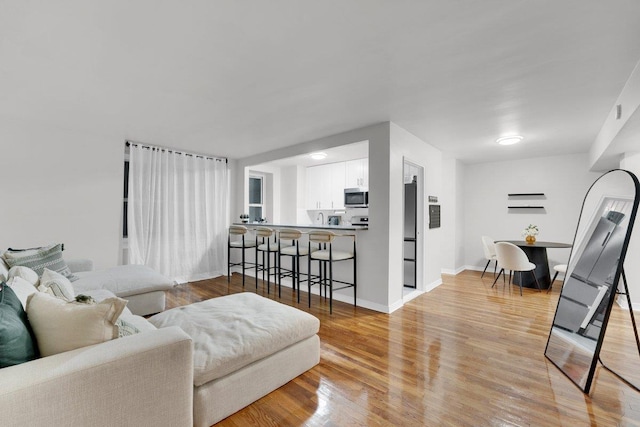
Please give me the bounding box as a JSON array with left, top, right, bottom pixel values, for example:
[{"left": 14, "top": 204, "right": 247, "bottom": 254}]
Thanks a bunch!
[{"left": 165, "top": 271, "right": 640, "bottom": 426}]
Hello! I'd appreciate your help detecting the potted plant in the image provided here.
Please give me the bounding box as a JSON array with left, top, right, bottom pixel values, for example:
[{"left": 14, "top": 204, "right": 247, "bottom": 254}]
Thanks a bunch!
[
  {"left": 522, "top": 224, "right": 539, "bottom": 244},
  {"left": 240, "top": 214, "right": 249, "bottom": 223}
]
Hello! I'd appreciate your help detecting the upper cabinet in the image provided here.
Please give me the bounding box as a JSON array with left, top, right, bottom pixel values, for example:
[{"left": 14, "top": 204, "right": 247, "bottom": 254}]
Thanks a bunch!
[
  {"left": 345, "top": 158, "right": 368, "bottom": 188},
  {"left": 306, "top": 162, "right": 346, "bottom": 209},
  {"left": 306, "top": 159, "right": 367, "bottom": 210}
]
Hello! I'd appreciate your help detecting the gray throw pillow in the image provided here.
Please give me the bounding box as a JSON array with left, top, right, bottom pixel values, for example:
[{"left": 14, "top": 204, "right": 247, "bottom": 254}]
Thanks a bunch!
[
  {"left": 0, "top": 282, "right": 39, "bottom": 368},
  {"left": 2, "top": 244, "right": 78, "bottom": 282}
]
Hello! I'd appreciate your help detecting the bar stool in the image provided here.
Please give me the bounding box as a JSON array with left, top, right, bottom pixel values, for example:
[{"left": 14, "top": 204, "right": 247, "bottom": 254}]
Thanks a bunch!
[
  {"left": 307, "top": 230, "right": 357, "bottom": 314},
  {"left": 256, "top": 227, "right": 290, "bottom": 294},
  {"left": 227, "top": 225, "right": 257, "bottom": 287},
  {"left": 278, "top": 229, "right": 314, "bottom": 301}
]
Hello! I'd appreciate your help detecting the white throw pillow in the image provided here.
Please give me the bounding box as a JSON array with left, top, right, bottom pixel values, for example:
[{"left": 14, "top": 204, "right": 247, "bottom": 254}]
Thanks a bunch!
[
  {"left": 26, "top": 292, "right": 127, "bottom": 357},
  {"left": 6, "top": 276, "right": 38, "bottom": 310},
  {"left": 8, "top": 266, "right": 40, "bottom": 287},
  {"left": 38, "top": 268, "right": 75, "bottom": 301}
]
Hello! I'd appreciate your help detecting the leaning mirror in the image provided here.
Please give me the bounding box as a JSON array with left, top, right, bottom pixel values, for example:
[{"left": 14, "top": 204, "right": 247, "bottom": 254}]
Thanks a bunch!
[{"left": 545, "top": 169, "right": 639, "bottom": 393}]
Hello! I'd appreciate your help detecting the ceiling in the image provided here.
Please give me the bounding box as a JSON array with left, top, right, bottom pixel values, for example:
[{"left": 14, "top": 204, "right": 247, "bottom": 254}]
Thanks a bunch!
[{"left": 2, "top": 1, "right": 640, "bottom": 164}]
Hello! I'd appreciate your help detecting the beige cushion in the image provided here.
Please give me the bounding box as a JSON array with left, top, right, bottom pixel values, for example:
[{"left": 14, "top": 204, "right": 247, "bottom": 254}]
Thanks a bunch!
[
  {"left": 310, "top": 249, "right": 354, "bottom": 261},
  {"left": 229, "top": 240, "right": 256, "bottom": 248},
  {"left": 257, "top": 243, "right": 291, "bottom": 252},
  {"left": 280, "top": 246, "right": 314, "bottom": 256},
  {"left": 7, "top": 266, "right": 39, "bottom": 286},
  {"left": 149, "top": 292, "right": 320, "bottom": 387},
  {"left": 26, "top": 292, "right": 127, "bottom": 357},
  {"left": 38, "top": 268, "right": 75, "bottom": 301}
]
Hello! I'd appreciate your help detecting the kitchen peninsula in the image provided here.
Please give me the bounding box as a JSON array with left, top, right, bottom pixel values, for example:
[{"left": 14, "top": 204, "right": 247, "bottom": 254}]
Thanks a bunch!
[{"left": 233, "top": 222, "right": 368, "bottom": 231}]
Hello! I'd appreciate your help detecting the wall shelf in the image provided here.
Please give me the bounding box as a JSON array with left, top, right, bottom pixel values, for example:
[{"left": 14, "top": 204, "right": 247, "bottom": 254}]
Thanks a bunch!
[
  {"left": 508, "top": 206, "right": 545, "bottom": 209},
  {"left": 508, "top": 193, "right": 545, "bottom": 197}
]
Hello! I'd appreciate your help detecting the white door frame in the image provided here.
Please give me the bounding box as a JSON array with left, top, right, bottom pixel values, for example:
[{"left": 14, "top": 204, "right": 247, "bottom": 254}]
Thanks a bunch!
[{"left": 403, "top": 158, "right": 425, "bottom": 301}]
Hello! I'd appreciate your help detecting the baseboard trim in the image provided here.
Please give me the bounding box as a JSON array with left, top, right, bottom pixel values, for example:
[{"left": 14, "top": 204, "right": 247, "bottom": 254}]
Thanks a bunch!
[
  {"left": 616, "top": 295, "right": 640, "bottom": 312},
  {"left": 441, "top": 266, "right": 466, "bottom": 275},
  {"left": 424, "top": 278, "right": 443, "bottom": 292}
]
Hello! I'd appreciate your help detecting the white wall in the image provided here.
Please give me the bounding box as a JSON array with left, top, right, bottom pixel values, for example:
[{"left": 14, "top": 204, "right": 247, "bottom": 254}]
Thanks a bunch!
[
  {"left": 1, "top": 118, "right": 123, "bottom": 268},
  {"left": 440, "top": 155, "right": 466, "bottom": 274},
  {"left": 463, "top": 153, "right": 601, "bottom": 271},
  {"left": 279, "top": 166, "right": 298, "bottom": 224},
  {"left": 455, "top": 158, "right": 466, "bottom": 268},
  {"left": 620, "top": 152, "right": 640, "bottom": 308}
]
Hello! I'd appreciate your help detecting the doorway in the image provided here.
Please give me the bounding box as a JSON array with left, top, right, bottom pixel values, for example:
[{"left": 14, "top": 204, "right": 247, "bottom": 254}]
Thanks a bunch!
[{"left": 403, "top": 159, "right": 424, "bottom": 300}]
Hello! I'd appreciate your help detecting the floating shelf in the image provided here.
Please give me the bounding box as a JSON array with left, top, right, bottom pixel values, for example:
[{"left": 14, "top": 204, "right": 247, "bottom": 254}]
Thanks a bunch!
[
  {"left": 508, "top": 206, "right": 545, "bottom": 209},
  {"left": 508, "top": 193, "right": 545, "bottom": 197}
]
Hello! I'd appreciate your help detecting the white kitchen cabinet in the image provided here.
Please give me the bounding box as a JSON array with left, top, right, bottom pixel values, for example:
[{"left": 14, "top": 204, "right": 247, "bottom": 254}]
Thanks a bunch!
[
  {"left": 345, "top": 158, "right": 368, "bottom": 188},
  {"left": 328, "top": 162, "right": 345, "bottom": 209},
  {"left": 306, "top": 165, "right": 328, "bottom": 209},
  {"left": 306, "top": 162, "right": 346, "bottom": 210}
]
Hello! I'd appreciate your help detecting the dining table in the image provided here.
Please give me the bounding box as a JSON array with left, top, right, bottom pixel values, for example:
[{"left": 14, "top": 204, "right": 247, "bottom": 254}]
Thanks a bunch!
[{"left": 498, "top": 240, "right": 572, "bottom": 289}]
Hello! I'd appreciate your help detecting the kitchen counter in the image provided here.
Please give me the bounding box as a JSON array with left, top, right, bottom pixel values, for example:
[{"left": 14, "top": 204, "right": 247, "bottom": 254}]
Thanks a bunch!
[{"left": 233, "top": 222, "right": 367, "bottom": 231}]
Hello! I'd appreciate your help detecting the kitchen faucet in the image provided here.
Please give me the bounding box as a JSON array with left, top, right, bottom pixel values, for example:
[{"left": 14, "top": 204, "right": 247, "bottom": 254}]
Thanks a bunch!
[{"left": 317, "top": 212, "right": 324, "bottom": 225}]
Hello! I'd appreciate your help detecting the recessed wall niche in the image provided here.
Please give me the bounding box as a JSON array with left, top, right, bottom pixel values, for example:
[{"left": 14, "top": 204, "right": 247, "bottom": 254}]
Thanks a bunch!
[{"left": 508, "top": 193, "right": 547, "bottom": 213}]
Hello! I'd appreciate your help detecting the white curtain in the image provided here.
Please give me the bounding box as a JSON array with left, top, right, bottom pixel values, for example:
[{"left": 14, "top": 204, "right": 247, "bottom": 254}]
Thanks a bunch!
[{"left": 127, "top": 144, "right": 229, "bottom": 283}]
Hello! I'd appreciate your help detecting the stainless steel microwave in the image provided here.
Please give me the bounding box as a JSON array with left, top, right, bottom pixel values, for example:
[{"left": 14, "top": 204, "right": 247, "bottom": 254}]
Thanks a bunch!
[{"left": 344, "top": 188, "right": 368, "bottom": 208}]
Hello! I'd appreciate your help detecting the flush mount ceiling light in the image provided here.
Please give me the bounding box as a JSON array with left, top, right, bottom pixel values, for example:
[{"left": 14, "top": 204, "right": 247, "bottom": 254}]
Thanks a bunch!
[
  {"left": 309, "top": 152, "right": 327, "bottom": 160},
  {"left": 496, "top": 135, "right": 524, "bottom": 146}
]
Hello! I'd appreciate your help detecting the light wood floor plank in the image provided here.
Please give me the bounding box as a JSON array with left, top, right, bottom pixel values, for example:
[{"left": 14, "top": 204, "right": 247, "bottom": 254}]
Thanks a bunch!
[{"left": 164, "top": 270, "right": 640, "bottom": 426}]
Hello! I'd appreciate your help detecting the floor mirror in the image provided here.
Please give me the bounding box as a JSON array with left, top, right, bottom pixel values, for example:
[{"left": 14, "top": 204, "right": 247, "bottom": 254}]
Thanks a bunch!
[{"left": 545, "top": 169, "right": 640, "bottom": 393}]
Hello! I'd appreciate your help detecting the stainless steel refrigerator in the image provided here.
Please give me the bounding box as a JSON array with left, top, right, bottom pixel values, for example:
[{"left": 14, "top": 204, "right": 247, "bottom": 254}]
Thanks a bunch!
[{"left": 404, "top": 182, "right": 417, "bottom": 288}]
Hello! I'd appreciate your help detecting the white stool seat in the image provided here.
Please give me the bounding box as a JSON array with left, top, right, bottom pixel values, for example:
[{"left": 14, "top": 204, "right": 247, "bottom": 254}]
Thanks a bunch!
[
  {"left": 258, "top": 242, "right": 291, "bottom": 252},
  {"left": 310, "top": 250, "right": 354, "bottom": 261},
  {"left": 554, "top": 264, "right": 567, "bottom": 274},
  {"left": 280, "top": 246, "right": 314, "bottom": 256},
  {"left": 230, "top": 240, "right": 256, "bottom": 248},
  {"left": 548, "top": 264, "right": 568, "bottom": 293}
]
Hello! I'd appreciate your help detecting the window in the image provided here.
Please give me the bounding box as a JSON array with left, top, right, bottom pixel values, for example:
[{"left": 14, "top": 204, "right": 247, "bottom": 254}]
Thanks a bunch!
[{"left": 248, "top": 176, "right": 263, "bottom": 222}]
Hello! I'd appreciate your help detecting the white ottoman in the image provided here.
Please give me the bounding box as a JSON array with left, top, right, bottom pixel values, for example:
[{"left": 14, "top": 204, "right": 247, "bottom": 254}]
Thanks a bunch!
[{"left": 149, "top": 292, "right": 320, "bottom": 427}]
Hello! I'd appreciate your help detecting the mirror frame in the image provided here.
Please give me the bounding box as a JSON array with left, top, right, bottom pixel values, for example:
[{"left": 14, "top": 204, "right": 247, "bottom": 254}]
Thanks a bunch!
[{"left": 544, "top": 169, "right": 640, "bottom": 394}]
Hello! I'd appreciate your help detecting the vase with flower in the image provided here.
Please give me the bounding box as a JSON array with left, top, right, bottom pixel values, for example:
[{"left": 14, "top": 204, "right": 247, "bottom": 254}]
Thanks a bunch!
[{"left": 523, "top": 224, "right": 539, "bottom": 244}]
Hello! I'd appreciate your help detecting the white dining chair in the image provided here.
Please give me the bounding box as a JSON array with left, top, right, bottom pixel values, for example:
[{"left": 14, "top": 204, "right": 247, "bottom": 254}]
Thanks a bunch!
[
  {"left": 481, "top": 235, "right": 498, "bottom": 278},
  {"left": 492, "top": 242, "right": 541, "bottom": 296},
  {"left": 547, "top": 264, "right": 567, "bottom": 293}
]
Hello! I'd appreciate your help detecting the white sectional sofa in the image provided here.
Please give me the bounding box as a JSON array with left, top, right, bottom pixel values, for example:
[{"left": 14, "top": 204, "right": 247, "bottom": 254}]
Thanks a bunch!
[{"left": 1, "top": 258, "right": 321, "bottom": 427}]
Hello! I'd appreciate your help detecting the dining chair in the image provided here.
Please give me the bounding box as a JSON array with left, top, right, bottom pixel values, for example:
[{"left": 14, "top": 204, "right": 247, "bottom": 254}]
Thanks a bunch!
[
  {"left": 492, "top": 242, "right": 541, "bottom": 296},
  {"left": 481, "top": 235, "right": 498, "bottom": 278},
  {"left": 547, "top": 264, "right": 567, "bottom": 293}
]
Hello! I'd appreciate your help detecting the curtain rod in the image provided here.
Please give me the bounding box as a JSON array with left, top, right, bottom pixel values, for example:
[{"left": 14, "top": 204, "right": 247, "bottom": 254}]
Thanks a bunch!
[{"left": 125, "top": 141, "right": 228, "bottom": 163}]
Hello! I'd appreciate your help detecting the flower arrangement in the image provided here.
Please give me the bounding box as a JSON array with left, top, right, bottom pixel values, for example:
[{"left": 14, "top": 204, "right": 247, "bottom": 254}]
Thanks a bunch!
[
  {"left": 239, "top": 213, "right": 249, "bottom": 223},
  {"left": 522, "top": 224, "right": 539, "bottom": 237}
]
